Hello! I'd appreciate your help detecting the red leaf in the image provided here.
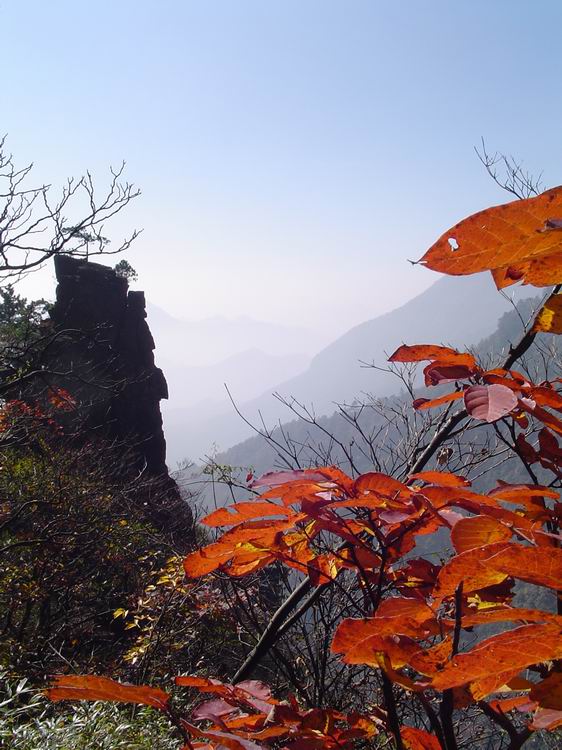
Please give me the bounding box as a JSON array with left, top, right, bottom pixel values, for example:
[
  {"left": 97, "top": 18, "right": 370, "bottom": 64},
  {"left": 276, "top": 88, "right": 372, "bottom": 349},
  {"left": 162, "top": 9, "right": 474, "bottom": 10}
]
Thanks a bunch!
[
  {"left": 423, "top": 363, "right": 475, "bottom": 386},
  {"left": 431, "top": 624, "right": 562, "bottom": 691},
  {"left": 529, "top": 672, "right": 562, "bottom": 710},
  {"left": 464, "top": 384, "right": 517, "bottom": 422},
  {"left": 413, "top": 391, "right": 464, "bottom": 411},
  {"left": 435, "top": 542, "right": 562, "bottom": 601},
  {"left": 409, "top": 471, "right": 470, "bottom": 488},
  {"left": 401, "top": 726, "right": 441, "bottom": 750},
  {"left": 46, "top": 675, "right": 169, "bottom": 710},
  {"left": 451, "top": 515, "right": 512, "bottom": 553},
  {"left": 530, "top": 707, "right": 562, "bottom": 730},
  {"left": 388, "top": 344, "right": 476, "bottom": 367}
]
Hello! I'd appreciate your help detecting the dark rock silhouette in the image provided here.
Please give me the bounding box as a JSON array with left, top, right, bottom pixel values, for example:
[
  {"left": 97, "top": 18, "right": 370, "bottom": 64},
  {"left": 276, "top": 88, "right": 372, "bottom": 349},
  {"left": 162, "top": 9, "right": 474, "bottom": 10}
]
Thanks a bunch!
[{"left": 49, "top": 255, "right": 192, "bottom": 543}]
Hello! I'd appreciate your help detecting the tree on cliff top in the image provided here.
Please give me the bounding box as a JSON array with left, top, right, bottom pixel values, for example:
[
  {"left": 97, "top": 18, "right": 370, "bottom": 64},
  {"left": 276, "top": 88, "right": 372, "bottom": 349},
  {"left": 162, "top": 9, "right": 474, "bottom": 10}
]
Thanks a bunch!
[{"left": 0, "top": 136, "right": 139, "bottom": 284}]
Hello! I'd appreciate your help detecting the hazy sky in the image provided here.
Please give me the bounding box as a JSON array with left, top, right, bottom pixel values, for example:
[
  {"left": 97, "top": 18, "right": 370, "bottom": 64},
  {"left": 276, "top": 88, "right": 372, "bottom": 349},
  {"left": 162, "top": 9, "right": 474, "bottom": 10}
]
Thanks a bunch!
[{"left": 3, "top": 1, "right": 562, "bottom": 341}]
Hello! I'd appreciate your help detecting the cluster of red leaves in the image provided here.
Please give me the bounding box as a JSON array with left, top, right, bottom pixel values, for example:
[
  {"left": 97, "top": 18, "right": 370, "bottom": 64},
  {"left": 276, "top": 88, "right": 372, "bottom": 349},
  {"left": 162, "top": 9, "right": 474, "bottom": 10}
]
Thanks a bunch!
[
  {"left": 181, "top": 468, "right": 562, "bottom": 719},
  {"left": 45, "top": 190, "right": 562, "bottom": 748},
  {"left": 48, "top": 674, "right": 385, "bottom": 750},
  {"left": 390, "top": 343, "right": 562, "bottom": 477},
  {"left": 0, "top": 388, "right": 76, "bottom": 433},
  {"left": 46, "top": 453, "right": 562, "bottom": 745}
]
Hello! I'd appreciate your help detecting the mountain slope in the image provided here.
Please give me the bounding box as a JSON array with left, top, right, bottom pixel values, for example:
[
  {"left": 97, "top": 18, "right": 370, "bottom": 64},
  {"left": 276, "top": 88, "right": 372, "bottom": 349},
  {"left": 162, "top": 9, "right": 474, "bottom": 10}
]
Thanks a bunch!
[
  {"left": 189, "top": 294, "right": 559, "bottom": 518},
  {"left": 163, "top": 272, "right": 539, "bottom": 464}
]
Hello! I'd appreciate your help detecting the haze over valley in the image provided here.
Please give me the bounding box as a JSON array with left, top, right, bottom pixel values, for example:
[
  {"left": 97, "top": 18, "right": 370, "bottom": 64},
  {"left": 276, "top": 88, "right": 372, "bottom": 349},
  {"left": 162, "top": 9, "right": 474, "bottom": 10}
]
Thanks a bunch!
[{"left": 154, "top": 273, "right": 541, "bottom": 466}]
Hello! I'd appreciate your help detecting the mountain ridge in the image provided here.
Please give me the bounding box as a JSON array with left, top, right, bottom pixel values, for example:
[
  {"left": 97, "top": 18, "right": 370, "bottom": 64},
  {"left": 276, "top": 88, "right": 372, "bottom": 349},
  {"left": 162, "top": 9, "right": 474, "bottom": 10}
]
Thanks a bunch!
[{"left": 163, "top": 272, "right": 539, "bottom": 464}]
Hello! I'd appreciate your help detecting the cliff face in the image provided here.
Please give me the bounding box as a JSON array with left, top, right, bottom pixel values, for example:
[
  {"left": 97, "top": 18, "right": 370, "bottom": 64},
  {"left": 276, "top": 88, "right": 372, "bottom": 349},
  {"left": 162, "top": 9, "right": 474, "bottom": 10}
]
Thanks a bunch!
[
  {"left": 51, "top": 256, "right": 169, "bottom": 474},
  {"left": 49, "top": 255, "right": 192, "bottom": 542}
]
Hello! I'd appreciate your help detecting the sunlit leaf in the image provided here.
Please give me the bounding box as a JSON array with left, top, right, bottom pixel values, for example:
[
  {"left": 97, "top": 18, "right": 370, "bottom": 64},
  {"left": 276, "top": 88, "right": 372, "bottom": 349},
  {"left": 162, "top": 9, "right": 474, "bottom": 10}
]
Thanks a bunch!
[
  {"left": 417, "top": 186, "right": 562, "bottom": 286},
  {"left": 533, "top": 293, "right": 562, "bottom": 334},
  {"left": 46, "top": 675, "right": 169, "bottom": 710},
  {"left": 431, "top": 623, "right": 562, "bottom": 691},
  {"left": 409, "top": 471, "right": 470, "bottom": 488},
  {"left": 451, "top": 515, "right": 512, "bottom": 553},
  {"left": 413, "top": 391, "right": 464, "bottom": 411},
  {"left": 401, "top": 725, "right": 441, "bottom": 750},
  {"left": 388, "top": 344, "right": 476, "bottom": 367},
  {"left": 435, "top": 542, "right": 562, "bottom": 600}
]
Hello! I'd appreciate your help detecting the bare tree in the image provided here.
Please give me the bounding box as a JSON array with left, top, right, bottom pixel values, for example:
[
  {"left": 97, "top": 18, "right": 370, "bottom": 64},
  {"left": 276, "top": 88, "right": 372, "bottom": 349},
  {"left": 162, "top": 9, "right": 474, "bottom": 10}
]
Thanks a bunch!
[{"left": 0, "top": 135, "right": 140, "bottom": 283}]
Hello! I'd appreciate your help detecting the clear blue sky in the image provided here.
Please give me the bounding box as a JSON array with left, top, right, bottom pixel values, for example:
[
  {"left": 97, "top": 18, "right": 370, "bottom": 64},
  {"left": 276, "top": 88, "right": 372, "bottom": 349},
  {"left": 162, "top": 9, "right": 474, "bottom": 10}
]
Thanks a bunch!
[{"left": 2, "top": 1, "right": 562, "bottom": 339}]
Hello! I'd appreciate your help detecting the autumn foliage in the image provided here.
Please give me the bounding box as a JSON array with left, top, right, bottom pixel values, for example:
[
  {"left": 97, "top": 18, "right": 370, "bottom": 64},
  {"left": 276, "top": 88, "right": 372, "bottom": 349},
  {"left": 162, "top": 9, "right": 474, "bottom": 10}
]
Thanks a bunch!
[{"left": 46, "top": 189, "right": 562, "bottom": 748}]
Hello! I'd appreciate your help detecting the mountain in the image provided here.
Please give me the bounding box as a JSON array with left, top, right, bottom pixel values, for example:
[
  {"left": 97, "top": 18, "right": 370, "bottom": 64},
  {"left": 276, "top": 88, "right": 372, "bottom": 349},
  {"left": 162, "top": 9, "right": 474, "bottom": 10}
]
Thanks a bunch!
[
  {"left": 143, "top": 306, "right": 320, "bottom": 465},
  {"left": 146, "top": 304, "right": 327, "bottom": 367},
  {"left": 181, "top": 293, "right": 559, "bottom": 515},
  {"left": 160, "top": 349, "right": 310, "bottom": 411},
  {"left": 163, "top": 272, "right": 541, "bottom": 465}
]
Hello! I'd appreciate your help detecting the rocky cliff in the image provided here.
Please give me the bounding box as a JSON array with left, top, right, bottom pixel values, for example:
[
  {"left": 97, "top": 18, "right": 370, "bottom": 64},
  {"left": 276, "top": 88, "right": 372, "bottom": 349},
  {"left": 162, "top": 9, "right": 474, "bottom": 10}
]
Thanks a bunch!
[{"left": 49, "top": 255, "right": 192, "bottom": 542}]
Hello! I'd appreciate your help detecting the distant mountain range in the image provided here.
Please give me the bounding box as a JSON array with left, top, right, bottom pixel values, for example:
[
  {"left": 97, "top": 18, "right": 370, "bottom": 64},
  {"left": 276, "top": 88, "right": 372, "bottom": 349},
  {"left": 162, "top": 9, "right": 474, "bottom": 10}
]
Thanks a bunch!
[
  {"left": 146, "top": 304, "right": 327, "bottom": 367},
  {"left": 159, "top": 348, "right": 310, "bottom": 411},
  {"left": 161, "top": 272, "right": 541, "bottom": 465},
  {"left": 214, "top": 295, "right": 551, "bottom": 478}
]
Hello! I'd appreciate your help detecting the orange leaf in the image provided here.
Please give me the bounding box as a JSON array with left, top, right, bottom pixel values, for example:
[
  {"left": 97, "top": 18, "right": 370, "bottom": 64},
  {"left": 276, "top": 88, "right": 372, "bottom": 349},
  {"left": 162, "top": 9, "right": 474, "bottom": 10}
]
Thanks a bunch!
[
  {"left": 417, "top": 186, "right": 562, "bottom": 286},
  {"left": 413, "top": 391, "right": 464, "bottom": 411},
  {"left": 459, "top": 607, "right": 562, "bottom": 629},
  {"left": 331, "top": 600, "right": 438, "bottom": 668},
  {"left": 431, "top": 623, "right": 562, "bottom": 691},
  {"left": 388, "top": 344, "right": 476, "bottom": 367},
  {"left": 435, "top": 542, "right": 562, "bottom": 601},
  {"left": 202, "top": 502, "right": 293, "bottom": 527},
  {"left": 401, "top": 725, "right": 441, "bottom": 750},
  {"left": 488, "top": 483, "right": 559, "bottom": 502},
  {"left": 183, "top": 543, "right": 234, "bottom": 577},
  {"left": 353, "top": 472, "right": 411, "bottom": 501},
  {"left": 451, "top": 515, "right": 512, "bottom": 553},
  {"left": 530, "top": 385, "right": 562, "bottom": 411},
  {"left": 530, "top": 672, "right": 562, "bottom": 710},
  {"left": 532, "top": 293, "right": 562, "bottom": 334},
  {"left": 409, "top": 471, "right": 471, "bottom": 488},
  {"left": 46, "top": 675, "right": 169, "bottom": 710},
  {"left": 488, "top": 695, "right": 537, "bottom": 714},
  {"left": 469, "top": 669, "right": 526, "bottom": 701}
]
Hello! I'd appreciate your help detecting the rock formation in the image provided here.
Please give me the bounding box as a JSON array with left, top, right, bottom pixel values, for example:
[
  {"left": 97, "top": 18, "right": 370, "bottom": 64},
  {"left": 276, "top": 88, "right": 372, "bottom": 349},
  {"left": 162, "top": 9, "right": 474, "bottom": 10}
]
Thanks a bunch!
[{"left": 49, "top": 255, "right": 192, "bottom": 542}]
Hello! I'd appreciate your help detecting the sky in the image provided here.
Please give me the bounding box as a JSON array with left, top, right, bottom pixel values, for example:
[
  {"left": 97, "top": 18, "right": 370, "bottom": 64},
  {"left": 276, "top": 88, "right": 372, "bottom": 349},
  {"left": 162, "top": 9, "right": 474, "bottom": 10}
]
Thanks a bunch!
[{"left": 2, "top": 1, "right": 562, "bottom": 344}]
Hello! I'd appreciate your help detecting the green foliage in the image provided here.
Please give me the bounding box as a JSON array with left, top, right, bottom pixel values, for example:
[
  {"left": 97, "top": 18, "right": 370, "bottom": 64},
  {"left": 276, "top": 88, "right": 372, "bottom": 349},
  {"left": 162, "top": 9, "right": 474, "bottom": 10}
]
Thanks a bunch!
[
  {"left": 0, "top": 406, "right": 180, "bottom": 677},
  {"left": 114, "top": 259, "right": 138, "bottom": 282},
  {"left": 0, "top": 286, "right": 49, "bottom": 352},
  {"left": 0, "top": 672, "right": 178, "bottom": 750}
]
